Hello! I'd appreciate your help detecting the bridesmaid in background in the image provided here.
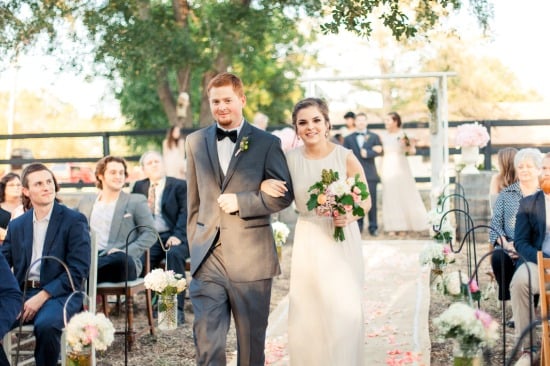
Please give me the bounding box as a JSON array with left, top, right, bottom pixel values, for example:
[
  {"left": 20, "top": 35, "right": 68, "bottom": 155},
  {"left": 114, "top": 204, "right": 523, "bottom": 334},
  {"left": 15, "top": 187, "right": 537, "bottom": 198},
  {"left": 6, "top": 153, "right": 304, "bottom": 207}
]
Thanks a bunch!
[
  {"left": 380, "top": 111, "right": 428, "bottom": 235},
  {"left": 162, "top": 125, "right": 186, "bottom": 179}
]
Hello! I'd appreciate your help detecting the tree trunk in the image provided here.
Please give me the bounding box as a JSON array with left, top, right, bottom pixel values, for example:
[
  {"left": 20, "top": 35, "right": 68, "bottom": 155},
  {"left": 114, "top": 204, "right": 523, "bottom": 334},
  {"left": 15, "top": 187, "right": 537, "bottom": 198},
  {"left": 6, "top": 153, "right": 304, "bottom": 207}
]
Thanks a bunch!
[
  {"left": 157, "top": 68, "right": 178, "bottom": 125},
  {"left": 198, "top": 55, "right": 230, "bottom": 127}
]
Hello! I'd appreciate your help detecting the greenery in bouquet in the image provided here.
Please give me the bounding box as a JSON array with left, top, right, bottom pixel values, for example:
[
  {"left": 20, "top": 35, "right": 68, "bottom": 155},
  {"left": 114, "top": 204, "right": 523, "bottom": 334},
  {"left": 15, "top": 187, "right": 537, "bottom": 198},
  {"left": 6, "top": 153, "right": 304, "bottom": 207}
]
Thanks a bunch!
[
  {"left": 271, "top": 221, "right": 290, "bottom": 247},
  {"left": 306, "top": 169, "right": 369, "bottom": 242},
  {"left": 66, "top": 311, "right": 115, "bottom": 356},
  {"left": 434, "top": 302, "right": 499, "bottom": 353},
  {"left": 419, "top": 242, "right": 455, "bottom": 267},
  {"left": 427, "top": 209, "right": 455, "bottom": 243},
  {"left": 431, "top": 185, "right": 447, "bottom": 209},
  {"left": 454, "top": 122, "right": 490, "bottom": 148},
  {"left": 442, "top": 271, "right": 482, "bottom": 302},
  {"left": 144, "top": 268, "right": 187, "bottom": 297}
]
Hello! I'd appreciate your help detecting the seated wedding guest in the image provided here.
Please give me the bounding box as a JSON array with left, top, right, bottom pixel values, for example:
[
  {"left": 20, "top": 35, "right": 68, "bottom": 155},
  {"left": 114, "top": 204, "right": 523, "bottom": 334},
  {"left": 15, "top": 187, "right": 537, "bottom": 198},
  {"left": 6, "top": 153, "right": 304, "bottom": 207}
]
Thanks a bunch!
[
  {"left": 0, "top": 173, "right": 25, "bottom": 242},
  {"left": 509, "top": 151, "right": 549, "bottom": 366},
  {"left": 490, "top": 148, "right": 540, "bottom": 328},
  {"left": 1, "top": 163, "right": 91, "bottom": 366},
  {"left": 489, "top": 147, "right": 518, "bottom": 211},
  {"left": 132, "top": 151, "right": 189, "bottom": 324},
  {"left": 76, "top": 156, "right": 156, "bottom": 283},
  {"left": 0, "top": 251, "right": 22, "bottom": 365}
]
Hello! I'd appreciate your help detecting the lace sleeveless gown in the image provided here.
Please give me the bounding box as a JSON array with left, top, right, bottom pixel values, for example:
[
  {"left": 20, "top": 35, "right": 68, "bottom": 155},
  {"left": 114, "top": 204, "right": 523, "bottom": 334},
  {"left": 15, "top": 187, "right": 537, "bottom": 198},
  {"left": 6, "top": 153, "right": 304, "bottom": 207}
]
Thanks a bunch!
[{"left": 285, "top": 145, "right": 365, "bottom": 366}]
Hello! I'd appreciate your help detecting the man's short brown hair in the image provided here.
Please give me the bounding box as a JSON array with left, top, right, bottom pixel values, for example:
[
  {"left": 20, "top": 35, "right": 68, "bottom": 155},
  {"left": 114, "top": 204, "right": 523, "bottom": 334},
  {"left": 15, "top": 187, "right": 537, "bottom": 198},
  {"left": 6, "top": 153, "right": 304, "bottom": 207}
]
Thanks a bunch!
[{"left": 95, "top": 156, "right": 128, "bottom": 190}]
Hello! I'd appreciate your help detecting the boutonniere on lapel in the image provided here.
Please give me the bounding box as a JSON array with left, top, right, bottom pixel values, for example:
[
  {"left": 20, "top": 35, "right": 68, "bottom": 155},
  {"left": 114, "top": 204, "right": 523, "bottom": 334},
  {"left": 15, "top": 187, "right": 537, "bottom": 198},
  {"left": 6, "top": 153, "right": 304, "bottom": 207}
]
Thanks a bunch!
[{"left": 235, "top": 136, "right": 249, "bottom": 157}]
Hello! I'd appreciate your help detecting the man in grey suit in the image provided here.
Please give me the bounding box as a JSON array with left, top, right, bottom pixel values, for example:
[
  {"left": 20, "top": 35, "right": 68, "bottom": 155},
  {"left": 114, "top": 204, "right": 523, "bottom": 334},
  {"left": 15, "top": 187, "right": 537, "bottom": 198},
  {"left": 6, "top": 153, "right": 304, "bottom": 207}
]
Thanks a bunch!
[
  {"left": 343, "top": 112, "right": 382, "bottom": 236},
  {"left": 186, "top": 72, "right": 293, "bottom": 366},
  {"left": 76, "top": 156, "right": 156, "bottom": 283}
]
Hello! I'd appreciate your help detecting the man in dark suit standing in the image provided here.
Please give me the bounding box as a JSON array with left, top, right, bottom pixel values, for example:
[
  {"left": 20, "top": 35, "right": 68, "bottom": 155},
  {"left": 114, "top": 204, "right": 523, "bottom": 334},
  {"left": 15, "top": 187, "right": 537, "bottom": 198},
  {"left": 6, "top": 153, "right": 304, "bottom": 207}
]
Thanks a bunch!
[
  {"left": 510, "top": 152, "right": 550, "bottom": 364},
  {"left": 343, "top": 112, "right": 382, "bottom": 236},
  {"left": 186, "top": 72, "right": 293, "bottom": 366},
  {"left": 1, "top": 163, "right": 91, "bottom": 366},
  {"left": 132, "top": 150, "right": 189, "bottom": 324},
  {"left": 0, "top": 251, "right": 22, "bottom": 365}
]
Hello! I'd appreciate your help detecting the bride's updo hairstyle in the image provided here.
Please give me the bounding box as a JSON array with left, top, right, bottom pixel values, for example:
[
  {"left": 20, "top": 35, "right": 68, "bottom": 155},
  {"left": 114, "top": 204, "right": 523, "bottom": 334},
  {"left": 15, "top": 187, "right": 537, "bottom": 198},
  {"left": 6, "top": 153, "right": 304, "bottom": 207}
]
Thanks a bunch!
[
  {"left": 291, "top": 97, "right": 331, "bottom": 133},
  {"left": 387, "top": 111, "right": 402, "bottom": 128}
]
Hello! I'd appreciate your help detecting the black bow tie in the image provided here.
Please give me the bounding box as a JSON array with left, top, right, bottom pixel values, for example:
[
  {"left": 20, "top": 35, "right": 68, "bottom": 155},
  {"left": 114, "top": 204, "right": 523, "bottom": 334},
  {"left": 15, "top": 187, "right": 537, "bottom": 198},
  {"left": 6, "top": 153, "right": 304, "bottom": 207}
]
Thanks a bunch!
[
  {"left": 216, "top": 128, "right": 238, "bottom": 143},
  {"left": 357, "top": 132, "right": 366, "bottom": 136}
]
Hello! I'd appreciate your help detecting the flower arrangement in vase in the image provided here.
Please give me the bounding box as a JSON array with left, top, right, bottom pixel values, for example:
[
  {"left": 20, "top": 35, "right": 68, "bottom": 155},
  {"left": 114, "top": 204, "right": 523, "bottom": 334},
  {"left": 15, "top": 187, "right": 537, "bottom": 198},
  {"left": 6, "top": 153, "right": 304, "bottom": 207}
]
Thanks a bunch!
[
  {"left": 427, "top": 209, "right": 455, "bottom": 244},
  {"left": 434, "top": 302, "right": 498, "bottom": 365},
  {"left": 144, "top": 269, "right": 187, "bottom": 330},
  {"left": 65, "top": 311, "right": 115, "bottom": 365},
  {"left": 455, "top": 122, "right": 490, "bottom": 174},
  {"left": 271, "top": 221, "right": 290, "bottom": 261},
  {"left": 454, "top": 122, "right": 490, "bottom": 148}
]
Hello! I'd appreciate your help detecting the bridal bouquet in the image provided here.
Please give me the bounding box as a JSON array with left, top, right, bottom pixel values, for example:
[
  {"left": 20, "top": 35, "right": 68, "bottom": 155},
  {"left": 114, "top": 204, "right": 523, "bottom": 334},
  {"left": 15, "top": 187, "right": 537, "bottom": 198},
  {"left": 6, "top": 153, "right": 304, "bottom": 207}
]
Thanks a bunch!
[
  {"left": 66, "top": 311, "right": 115, "bottom": 355},
  {"left": 455, "top": 122, "right": 490, "bottom": 148},
  {"left": 144, "top": 268, "right": 187, "bottom": 296},
  {"left": 307, "top": 169, "right": 369, "bottom": 242},
  {"left": 434, "top": 302, "right": 499, "bottom": 355}
]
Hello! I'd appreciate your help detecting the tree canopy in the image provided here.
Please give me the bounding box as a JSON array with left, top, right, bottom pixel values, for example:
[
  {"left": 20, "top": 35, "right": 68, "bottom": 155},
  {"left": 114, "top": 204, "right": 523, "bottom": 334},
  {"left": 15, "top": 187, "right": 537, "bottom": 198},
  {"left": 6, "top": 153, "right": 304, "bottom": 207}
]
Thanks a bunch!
[{"left": 0, "top": 0, "right": 494, "bottom": 131}]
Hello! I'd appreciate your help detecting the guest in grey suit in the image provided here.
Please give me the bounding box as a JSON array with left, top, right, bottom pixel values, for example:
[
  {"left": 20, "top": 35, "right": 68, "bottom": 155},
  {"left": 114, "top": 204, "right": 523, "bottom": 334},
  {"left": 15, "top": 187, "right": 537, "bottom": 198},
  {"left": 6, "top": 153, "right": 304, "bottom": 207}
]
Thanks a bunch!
[
  {"left": 76, "top": 156, "right": 156, "bottom": 283},
  {"left": 186, "top": 72, "right": 293, "bottom": 366},
  {"left": 343, "top": 112, "right": 382, "bottom": 236}
]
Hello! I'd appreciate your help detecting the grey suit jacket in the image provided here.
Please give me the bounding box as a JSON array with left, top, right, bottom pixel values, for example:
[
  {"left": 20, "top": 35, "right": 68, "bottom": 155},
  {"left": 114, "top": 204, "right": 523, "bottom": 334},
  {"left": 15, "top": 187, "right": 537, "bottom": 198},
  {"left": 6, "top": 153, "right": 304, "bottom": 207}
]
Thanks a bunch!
[
  {"left": 76, "top": 191, "right": 156, "bottom": 276},
  {"left": 186, "top": 121, "right": 293, "bottom": 282}
]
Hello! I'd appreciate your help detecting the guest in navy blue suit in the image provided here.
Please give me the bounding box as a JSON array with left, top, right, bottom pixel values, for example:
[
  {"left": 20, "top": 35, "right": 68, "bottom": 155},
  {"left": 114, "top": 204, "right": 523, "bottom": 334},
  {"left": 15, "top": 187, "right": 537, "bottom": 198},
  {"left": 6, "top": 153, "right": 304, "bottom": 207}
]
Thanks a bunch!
[
  {"left": 132, "top": 150, "right": 189, "bottom": 324},
  {"left": 1, "top": 163, "right": 91, "bottom": 366},
  {"left": 0, "top": 251, "right": 22, "bottom": 366},
  {"left": 343, "top": 112, "right": 382, "bottom": 236},
  {"left": 510, "top": 152, "right": 550, "bottom": 364}
]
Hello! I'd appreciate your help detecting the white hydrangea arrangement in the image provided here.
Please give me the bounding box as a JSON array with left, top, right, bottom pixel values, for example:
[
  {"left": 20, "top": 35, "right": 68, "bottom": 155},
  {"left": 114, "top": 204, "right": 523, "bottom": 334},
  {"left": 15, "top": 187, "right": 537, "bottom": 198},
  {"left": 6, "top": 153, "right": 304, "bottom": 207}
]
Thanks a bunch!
[
  {"left": 454, "top": 122, "right": 490, "bottom": 148},
  {"left": 427, "top": 209, "right": 455, "bottom": 243},
  {"left": 419, "top": 242, "right": 455, "bottom": 267},
  {"left": 272, "top": 221, "right": 290, "bottom": 247},
  {"left": 144, "top": 268, "right": 187, "bottom": 296},
  {"left": 66, "top": 311, "right": 115, "bottom": 353},
  {"left": 442, "top": 271, "right": 482, "bottom": 301},
  {"left": 433, "top": 302, "right": 499, "bottom": 351}
]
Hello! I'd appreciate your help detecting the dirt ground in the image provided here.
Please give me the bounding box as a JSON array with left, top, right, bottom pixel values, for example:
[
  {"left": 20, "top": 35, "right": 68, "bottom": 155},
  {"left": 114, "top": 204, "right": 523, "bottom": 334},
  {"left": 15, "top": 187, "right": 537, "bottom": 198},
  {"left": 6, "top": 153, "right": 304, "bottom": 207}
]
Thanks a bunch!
[{"left": 96, "top": 230, "right": 528, "bottom": 365}]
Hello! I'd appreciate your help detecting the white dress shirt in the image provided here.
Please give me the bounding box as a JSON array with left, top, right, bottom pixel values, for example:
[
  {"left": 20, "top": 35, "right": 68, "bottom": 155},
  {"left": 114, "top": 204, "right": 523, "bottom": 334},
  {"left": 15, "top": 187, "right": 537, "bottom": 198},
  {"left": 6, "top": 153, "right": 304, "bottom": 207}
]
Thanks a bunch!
[
  {"left": 217, "top": 121, "right": 243, "bottom": 175},
  {"left": 29, "top": 206, "right": 54, "bottom": 281}
]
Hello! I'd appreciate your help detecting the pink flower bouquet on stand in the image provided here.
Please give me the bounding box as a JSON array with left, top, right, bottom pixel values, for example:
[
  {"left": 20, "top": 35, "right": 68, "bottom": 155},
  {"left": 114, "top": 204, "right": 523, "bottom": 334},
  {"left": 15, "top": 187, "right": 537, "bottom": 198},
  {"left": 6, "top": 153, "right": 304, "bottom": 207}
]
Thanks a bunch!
[
  {"left": 306, "top": 169, "right": 369, "bottom": 242},
  {"left": 454, "top": 122, "right": 490, "bottom": 148}
]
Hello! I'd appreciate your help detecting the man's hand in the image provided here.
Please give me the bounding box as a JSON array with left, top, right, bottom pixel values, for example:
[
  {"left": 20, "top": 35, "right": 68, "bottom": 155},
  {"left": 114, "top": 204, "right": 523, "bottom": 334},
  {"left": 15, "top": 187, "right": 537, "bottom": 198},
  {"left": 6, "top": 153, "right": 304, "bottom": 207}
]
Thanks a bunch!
[
  {"left": 217, "top": 193, "right": 239, "bottom": 214},
  {"left": 20, "top": 290, "right": 51, "bottom": 322},
  {"left": 360, "top": 148, "right": 367, "bottom": 159},
  {"left": 166, "top": 236, "right": 182, "bottom": 247}
]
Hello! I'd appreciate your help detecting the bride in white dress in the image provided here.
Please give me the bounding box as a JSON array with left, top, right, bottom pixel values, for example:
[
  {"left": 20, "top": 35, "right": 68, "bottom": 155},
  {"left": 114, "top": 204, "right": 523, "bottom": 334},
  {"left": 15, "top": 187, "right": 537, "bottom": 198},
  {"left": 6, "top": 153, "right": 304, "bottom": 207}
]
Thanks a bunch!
[{"left": 262, "top": 98, "right": 369, "bottom": 365}]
